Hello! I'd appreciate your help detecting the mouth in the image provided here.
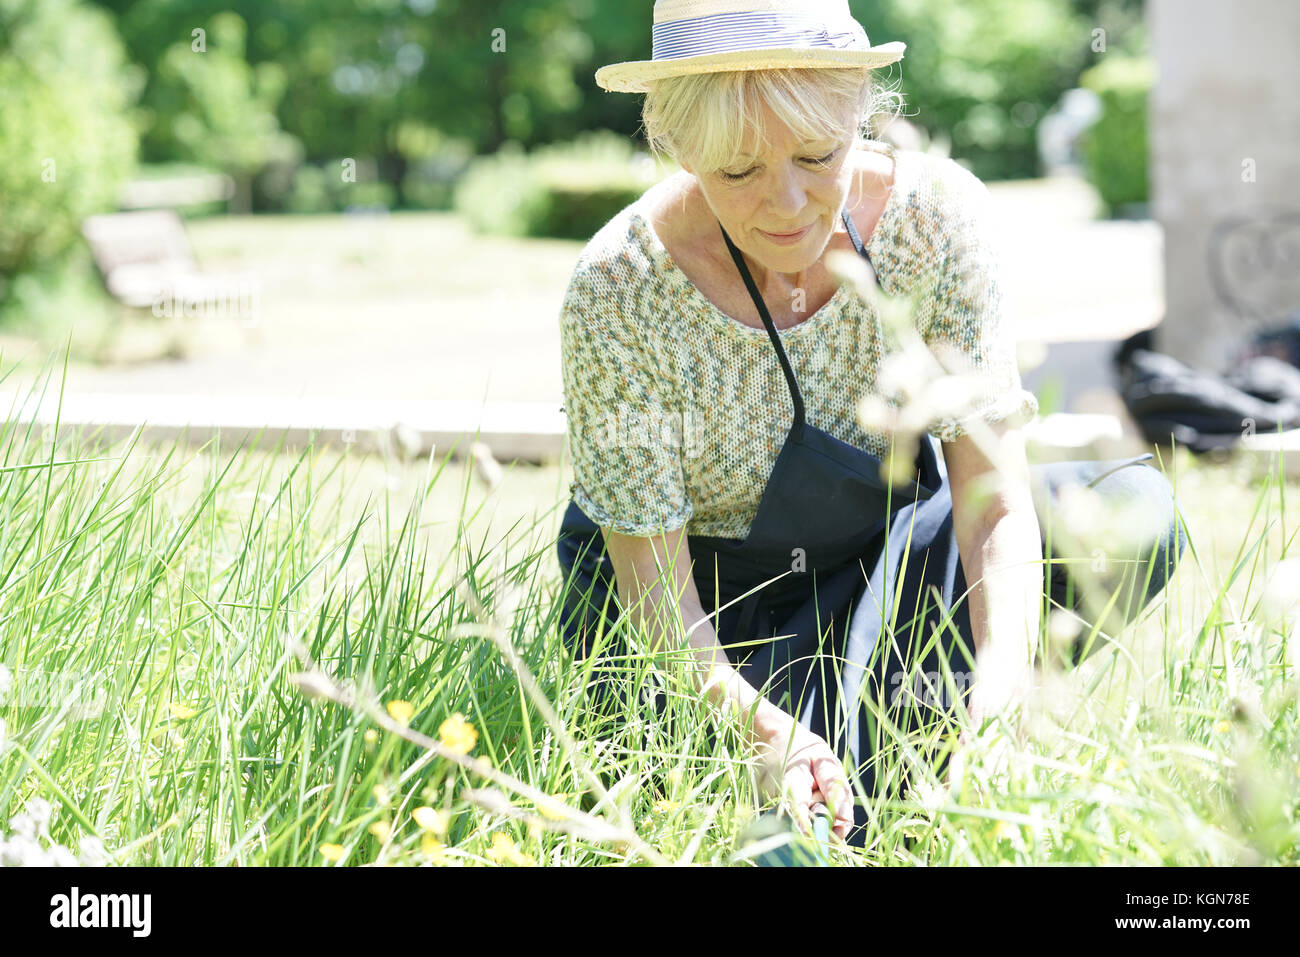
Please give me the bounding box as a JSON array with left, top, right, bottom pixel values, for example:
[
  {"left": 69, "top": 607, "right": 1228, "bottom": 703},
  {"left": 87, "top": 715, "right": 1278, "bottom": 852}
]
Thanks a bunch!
[{"left": 758, "top": 223, "right": 813, "bottom": 243}]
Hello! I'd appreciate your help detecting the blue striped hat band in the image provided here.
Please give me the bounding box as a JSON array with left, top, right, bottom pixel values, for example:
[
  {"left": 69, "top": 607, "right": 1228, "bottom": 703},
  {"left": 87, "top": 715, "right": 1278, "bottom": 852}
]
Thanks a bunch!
[{"left": 652, "top": 11, "right": 870, "bottom": 61}]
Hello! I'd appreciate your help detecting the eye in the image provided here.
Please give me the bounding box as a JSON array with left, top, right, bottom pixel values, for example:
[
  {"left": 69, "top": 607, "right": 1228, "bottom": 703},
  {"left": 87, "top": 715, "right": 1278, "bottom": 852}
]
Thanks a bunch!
[
  {"left": 719, "top": 167, "right": 755, "bottom": 184},
  {"left": 717, "top": 150, "right": 839, "bottom": 183}
]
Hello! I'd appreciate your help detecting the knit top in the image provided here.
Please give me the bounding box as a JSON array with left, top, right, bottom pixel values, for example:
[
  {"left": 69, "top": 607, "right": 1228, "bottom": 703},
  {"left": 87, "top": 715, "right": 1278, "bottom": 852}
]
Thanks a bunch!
[{"left": 559, "top": 140, "right": 1038, "bottom": 540}]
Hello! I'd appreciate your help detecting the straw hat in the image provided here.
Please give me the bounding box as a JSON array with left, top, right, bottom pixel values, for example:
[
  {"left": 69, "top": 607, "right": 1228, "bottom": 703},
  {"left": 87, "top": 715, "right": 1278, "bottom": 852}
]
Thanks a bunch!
[{"left": 594, "top": 0, "right": 905, "bottom": 94}]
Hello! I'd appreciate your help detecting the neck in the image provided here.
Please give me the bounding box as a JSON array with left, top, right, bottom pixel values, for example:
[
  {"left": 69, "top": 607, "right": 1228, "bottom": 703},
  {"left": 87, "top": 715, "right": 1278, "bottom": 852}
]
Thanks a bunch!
[
  {"left": 751, "top": 258, "right": 810, "bottom": 294},
  {"left": 747, "top": 214, "right": 846, "bottom": 295}
]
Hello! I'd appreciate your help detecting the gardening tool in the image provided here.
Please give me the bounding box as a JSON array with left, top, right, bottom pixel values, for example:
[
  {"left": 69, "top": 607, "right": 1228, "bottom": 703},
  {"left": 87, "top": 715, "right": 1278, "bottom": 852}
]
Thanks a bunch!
[{"left": 732, "top": 800, "right": 836, "bottom": 866}]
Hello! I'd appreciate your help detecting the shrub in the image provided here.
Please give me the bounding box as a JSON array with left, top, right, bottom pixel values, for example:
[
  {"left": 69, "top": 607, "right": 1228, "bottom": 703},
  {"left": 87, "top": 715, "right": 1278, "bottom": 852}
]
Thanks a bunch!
[
  {"left": 342, "top": 182, "right": 397, "bottom": 212},
  {"left": 402, "top": 145, "right": 475, "bottom": 212},
  {"left": 284, "top": 164, "right": 337, "bottom": 215},
  {"left": 1077, "top": 54, "right": 1153, "bottom": 215},
  {"left": 453, "top": 131, "right": 660, "bottom": 239},
  {"left": 452, "top": 142, "right": 552, "bottom": 237},
  {"left": 283, "top": 160, "right": 397, "bottom": 214},
  {"left": 0, "top": 0, "right": 141, "bottom": 291}
]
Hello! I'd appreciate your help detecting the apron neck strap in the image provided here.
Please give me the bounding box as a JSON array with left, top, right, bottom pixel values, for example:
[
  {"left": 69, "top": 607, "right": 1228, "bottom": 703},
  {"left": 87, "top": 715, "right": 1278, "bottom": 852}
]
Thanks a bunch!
[{"left": 717, "top": 208, "right": 877, "bottom": 441}]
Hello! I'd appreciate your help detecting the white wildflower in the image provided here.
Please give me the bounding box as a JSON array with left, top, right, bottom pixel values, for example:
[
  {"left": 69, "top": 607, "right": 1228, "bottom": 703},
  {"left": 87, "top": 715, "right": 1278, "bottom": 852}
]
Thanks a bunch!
[
  {"left": 856, "top": 394, "right": 896, "bottom": 432},
  {"left": 1048, "top": 609, "right": 1084, "bottom": 647},
  {"left": 25, "top": 797, "right": 52, "bottom": 831},
  {"left": 46, "top": 844, "right": 79, "bottom": 867},
  {"left": 921, "top": 373, "right": 985, "bottom": 422},
  {"left": 909, "top": 778, "right": 947, "bottom": 816},
  {"left": 1232, "top": 679, "right": 1266, "bottom": 726},
  {"left": 1086, "top": 782, "right": 1122, "bottom": 806},
  {"left": 7, "top": 813, "right": 36, "bottom": 841},
  {"left": 0, "top": 834, "right": 44, "bottom": 867},
  {"left": 876, "top": 349, "right": 934, "bottom": 404},
  {"left": 78, "top": 836, "right": 110, "bottom": 867}
]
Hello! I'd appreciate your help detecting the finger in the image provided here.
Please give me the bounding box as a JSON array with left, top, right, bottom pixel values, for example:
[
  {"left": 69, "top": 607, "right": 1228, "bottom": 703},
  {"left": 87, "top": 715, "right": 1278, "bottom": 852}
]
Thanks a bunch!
[
  {"left": 809, "top": 758, "right": 854, "bottom": 827},
  {"left": 785, "top": 767, "right": 815, "bottom": 834},
  {"left": 809, "top": 786, "right": 852, "bottom": 842},
  {"left": 817, "top": 782, "right": 852, "bottom": 834}
]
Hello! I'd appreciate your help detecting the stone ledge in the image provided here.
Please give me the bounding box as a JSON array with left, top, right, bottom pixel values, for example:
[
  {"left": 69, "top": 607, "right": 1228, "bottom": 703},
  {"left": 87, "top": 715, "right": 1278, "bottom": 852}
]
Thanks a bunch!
[
  {"left": 3, "top": 392, "right": 1157, "bottom": 474},
  {"left": 0, "top": 392, "right": 567, "bottom": 464}
]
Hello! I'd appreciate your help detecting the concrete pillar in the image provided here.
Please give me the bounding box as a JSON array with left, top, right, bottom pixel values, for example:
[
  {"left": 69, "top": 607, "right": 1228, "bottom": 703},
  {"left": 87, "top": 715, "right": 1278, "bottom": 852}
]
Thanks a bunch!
[{"left": 1149, "top": 0, "right": 1300, "bottom": 372}]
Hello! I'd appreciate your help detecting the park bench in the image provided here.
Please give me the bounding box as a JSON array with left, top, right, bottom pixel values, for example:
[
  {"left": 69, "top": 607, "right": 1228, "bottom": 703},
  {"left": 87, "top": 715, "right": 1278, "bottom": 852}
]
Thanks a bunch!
[{"left": 80, "top": 209, "right": 258, "bottom": 323}]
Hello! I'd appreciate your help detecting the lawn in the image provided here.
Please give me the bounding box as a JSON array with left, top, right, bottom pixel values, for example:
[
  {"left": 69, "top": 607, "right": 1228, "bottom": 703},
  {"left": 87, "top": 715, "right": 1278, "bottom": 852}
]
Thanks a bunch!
[
  {"left": 1, "top": 360, "right": 1297, "bottom": 867},
  {"left": 0, "top": 210, "right": 585, "bottom": 405}
]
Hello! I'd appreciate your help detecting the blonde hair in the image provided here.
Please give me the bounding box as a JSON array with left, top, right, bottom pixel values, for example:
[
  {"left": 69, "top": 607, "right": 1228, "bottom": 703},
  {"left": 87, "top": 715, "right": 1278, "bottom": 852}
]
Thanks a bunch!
[{"left": 639, "top": 67, "right": 904, "bottom": 175}]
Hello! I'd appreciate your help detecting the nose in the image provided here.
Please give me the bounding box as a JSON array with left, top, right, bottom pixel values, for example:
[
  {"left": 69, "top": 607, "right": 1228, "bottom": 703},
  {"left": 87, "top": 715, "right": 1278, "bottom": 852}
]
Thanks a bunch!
[{"left": 767, "top": 161, "right": 809, "bottom": 222}]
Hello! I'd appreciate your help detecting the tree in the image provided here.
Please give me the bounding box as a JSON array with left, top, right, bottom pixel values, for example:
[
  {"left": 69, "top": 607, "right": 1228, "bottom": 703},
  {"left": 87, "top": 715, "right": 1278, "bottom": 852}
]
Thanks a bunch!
[
  {"left": 0, "top": 0, "right": 140, "bottom": 283},
  {"left": 153, "top": 12, "right": 299, "bottom": 213}
]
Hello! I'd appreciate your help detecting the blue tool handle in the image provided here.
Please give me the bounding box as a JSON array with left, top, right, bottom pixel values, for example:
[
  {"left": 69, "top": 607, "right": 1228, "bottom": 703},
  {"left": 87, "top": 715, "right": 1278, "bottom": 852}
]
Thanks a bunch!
[{"left": 810, "top": 801, "right": 831, "bottom": 858}]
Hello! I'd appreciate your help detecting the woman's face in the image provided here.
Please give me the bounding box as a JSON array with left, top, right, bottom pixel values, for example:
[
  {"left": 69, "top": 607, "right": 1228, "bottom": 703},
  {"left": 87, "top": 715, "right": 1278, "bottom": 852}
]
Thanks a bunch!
[{"left": 683, "top": 100, "right": 857, "bottom": 277}]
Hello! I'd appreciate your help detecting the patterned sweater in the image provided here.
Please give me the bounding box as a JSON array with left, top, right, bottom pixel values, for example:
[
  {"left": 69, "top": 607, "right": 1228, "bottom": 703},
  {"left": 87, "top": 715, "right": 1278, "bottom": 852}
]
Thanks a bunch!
[{"left": 559, "top": 140, "right": 1038, "bottom": 540}]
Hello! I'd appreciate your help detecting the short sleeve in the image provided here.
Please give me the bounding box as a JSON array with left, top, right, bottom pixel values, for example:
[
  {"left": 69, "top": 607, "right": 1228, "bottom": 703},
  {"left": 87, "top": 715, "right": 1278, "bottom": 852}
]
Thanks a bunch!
[
  {"left": 559, "top": 253, "right": 693, "bottom": 537},
  {"left": 912, "top": 162, "right": 1039, "bottom": 442}
]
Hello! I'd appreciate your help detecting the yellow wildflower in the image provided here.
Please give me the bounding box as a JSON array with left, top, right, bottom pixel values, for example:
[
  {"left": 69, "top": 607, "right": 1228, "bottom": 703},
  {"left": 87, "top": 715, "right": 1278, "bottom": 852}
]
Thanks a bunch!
[
  {"left": 169, "top": 702, "right": 198, "bottom": 720},
  {"left": 411, "top": 806, "right": 449, "bottom": 836},
  {"left": 363, "top": 729, "right": 379, "bottom": 746},
  {"left": 652, "top": 798, "right": 681, "bottom": 815},
  {"left": 319, "top": 843, "right": 345, "bottom": 862},
  {"left": 1214, "top": 719, "right": 1231, "bottom": 734},
  {"left": 421, "top": 833, "right": 447, "bottom": 864},
  {"left": 386, "top": 700, "right": 415, "bottom": 725},
  {"left": 1105, "top": 757, "right": 1127, "bottom": 774},
  {"left": 372, "top": 783, "right": 391, "bottom": 805},
  {"left": 438, "top": 713, "right": 478, "bottom": 755},
  {"left": 368, "top": 820, "right": 391, "bottom": 842},
  {"left": 486, "top": 831, "right": 534, "bottom": 866},
  {"left": 538, "top": 795, "right": 569, "bottom": 822}
]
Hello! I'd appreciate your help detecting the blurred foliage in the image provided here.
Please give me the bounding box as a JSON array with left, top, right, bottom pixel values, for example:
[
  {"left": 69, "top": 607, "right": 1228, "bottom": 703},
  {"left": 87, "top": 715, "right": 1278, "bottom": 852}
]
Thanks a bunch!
[
  {"left": 150, "top": 11, "right": 300, "bottom": 213},
  {"left": 1078, "top": 54, "right": 1153, "bottom": 215},
  {"left": 92, "top": 0, "right": 595, "bottom": 210},
  {"left": 0, "top": 0, "right": 141, "bottom": 291},
  {"left": 454, "top": 131, "right": 657, "bottom": 239},
  {"left": 0, "top": 251, "right": 118, "bottom": 350},
  {"left": 6, "top": 0, "right": 1146, "bottom": 228},
  {"left": 852, "top": 0, "right": 1088, "bottom": 180},
  {"left": 282, "top": 159, "right": 398, "bottom": 215}
]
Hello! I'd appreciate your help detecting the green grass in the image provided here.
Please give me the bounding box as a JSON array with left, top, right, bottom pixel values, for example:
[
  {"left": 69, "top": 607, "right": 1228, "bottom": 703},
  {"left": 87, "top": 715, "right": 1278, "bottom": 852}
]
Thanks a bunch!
[{"left": 0, "top": 356, "right": 1297, "bottom": 867}]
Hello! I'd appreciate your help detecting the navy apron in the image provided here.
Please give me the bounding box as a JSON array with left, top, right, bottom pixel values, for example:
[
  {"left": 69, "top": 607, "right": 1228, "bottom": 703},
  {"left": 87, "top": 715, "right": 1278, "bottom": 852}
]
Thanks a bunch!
[{"left": 555, "top": 205, "right": 1186, "bottom": 848}]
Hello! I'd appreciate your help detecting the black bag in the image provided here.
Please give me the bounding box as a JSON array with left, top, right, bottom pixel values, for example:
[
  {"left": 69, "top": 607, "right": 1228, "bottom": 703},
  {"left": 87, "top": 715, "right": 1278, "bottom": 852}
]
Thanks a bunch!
[{"left": 1114, "top": 329, "right": 1300, "bottom": 453}]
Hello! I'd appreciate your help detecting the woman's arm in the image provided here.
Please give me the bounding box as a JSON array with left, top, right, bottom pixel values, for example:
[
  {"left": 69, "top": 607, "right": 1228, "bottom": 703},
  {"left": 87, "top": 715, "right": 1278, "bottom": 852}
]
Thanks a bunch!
[
  {"left": 600, "top": 526, "right": 856, "bottom": 837},
  {"left": 600, "top": 525, "right": 786, "bottom": 739},
  {"left": 941, "top": 420, "right": 1043, "bottom": 730}
]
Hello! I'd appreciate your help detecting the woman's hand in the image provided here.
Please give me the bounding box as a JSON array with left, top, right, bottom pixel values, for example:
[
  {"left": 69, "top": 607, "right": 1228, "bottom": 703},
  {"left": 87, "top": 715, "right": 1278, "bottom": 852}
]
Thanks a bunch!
[
  {"left": 945, "top": 660, "right": 1034, "bottom": 790},
  {"left": 964, "top": 651, "right": 1035, "bottom": 737},
  {"left": 753, "top": 712, "right": 855, "bottom": 842}
]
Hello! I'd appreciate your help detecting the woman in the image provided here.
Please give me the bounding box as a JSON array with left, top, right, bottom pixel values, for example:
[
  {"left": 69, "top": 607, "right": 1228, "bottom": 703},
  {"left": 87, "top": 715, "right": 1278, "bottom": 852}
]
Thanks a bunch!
[{"left": 555, "top": 0, "right": 1186, "bottom": 848}]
